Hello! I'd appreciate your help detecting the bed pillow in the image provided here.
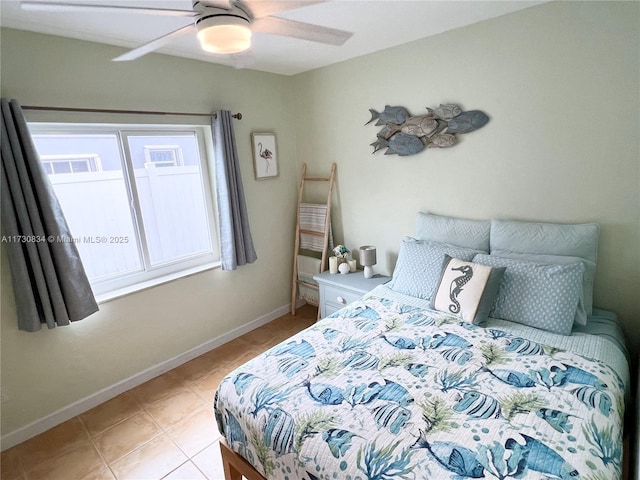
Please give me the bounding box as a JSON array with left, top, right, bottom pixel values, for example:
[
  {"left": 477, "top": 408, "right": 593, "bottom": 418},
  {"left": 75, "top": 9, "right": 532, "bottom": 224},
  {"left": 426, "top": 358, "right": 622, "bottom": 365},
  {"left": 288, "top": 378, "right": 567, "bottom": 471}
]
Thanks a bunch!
[
  {"left": 389, "top": 238, "right": 485, "bottom": 301},
  {"left": 488, "top": 252, "right": 592, "bottom": 326},
  {"left": 473, "top": 254, "right": 584, "bottom": 336},
  {"left": 431, "top": 255, "right": 505, "bottom": 325},
  {"left": 490, "top": 219, "right": 599, "bottom": 325},
  {"left": 416, "top": 212, "right": 491, "bottom": 251}
]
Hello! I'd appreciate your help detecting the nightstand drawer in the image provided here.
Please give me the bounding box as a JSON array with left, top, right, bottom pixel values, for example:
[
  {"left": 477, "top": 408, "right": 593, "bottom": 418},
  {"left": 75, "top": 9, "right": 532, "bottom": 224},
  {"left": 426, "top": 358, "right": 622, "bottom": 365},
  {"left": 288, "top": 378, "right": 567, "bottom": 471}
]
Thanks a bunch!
[
  {"left": 314, "top": 270, "right": 391, "bottom": 319},
  {"left": 324, "top": 302, "right": 344, "bottom": 317},
  {"left": 323, "top": 284, "right": 362, "bottom": 308}
]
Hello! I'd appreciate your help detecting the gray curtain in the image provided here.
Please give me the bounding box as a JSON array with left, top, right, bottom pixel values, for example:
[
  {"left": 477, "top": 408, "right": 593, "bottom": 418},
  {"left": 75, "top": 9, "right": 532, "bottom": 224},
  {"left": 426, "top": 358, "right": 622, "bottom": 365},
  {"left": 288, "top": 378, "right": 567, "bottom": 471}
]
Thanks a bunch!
[
  {"left": 211, "top": 110, "right": 257, "bottom": 270},
  {"left": 1, "top": 98, "right": 98, "bottom": 331}
]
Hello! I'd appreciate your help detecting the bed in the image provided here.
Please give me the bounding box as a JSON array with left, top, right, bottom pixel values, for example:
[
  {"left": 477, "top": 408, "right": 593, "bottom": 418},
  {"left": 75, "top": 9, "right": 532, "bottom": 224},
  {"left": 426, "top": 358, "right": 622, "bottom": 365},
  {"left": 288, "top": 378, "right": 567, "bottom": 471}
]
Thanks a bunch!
[{"left": 214, "top": 213, "right": 630, "bottom": 480}]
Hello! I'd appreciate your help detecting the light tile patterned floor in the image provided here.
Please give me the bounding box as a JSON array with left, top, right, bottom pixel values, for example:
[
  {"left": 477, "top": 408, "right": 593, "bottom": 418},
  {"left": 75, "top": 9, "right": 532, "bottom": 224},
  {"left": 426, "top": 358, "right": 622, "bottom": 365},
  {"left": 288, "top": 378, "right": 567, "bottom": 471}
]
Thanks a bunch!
[{"left": 1, "top": 305, "right": 317, "bottom": 480}]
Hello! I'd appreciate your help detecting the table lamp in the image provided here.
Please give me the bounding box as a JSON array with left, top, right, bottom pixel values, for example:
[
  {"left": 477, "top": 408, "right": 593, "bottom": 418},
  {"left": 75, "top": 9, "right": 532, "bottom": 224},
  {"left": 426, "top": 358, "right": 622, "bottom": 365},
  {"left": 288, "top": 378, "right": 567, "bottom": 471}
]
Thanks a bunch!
[{"left": 359, "top": 245, "right": 377, "bottom": 279}]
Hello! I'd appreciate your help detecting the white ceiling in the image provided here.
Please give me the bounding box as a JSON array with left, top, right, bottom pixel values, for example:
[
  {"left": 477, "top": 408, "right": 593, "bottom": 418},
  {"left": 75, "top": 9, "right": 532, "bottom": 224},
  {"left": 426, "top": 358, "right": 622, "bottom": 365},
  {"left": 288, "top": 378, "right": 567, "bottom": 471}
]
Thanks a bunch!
[{"left": 0, "top": 0, "right": 545, "bottom": 76}]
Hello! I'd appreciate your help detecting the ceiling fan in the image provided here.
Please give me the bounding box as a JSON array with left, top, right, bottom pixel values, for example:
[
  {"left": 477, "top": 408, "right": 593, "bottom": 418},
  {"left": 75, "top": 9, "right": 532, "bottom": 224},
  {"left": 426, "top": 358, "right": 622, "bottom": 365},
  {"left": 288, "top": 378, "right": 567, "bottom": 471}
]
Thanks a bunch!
[{"left": 20, "top": 0, "right": 353, "bottom": 61}]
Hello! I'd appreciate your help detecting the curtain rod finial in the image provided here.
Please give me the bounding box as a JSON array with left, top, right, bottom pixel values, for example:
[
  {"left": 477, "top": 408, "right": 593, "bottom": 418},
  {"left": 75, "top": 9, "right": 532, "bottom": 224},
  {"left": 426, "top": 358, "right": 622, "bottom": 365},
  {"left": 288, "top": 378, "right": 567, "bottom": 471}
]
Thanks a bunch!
[{"left": 213, "top": 112, "right": 242, "bottom": 120}]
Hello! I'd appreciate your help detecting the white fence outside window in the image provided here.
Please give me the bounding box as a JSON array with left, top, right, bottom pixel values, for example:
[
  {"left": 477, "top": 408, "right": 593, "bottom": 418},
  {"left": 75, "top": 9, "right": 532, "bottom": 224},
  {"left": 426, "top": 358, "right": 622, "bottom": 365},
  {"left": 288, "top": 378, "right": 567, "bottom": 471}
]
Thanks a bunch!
[
  {"left": 30, "top": 124, "right": 218, "bottom": 297},
  {"left": 49, "top": 166, "right": 211, "bottom": 283}
]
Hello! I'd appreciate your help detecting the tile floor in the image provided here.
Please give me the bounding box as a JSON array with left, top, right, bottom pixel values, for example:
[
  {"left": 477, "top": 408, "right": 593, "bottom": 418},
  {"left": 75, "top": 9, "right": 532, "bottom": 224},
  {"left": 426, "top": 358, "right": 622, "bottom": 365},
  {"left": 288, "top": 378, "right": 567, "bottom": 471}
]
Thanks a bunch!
[{"left": 1, "top": 305, "right": 317, "bottom": 480}]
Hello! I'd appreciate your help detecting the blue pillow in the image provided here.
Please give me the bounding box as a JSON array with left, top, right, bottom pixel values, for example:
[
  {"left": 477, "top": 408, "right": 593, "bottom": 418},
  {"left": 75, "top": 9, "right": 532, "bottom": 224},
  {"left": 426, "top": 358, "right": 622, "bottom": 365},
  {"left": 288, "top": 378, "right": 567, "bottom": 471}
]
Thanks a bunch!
[
  {"left": 487, "top": 252, "right": 591, "bottom": 326},
  {"left": 473, "top": 254, "right": 584, "bottom": 336},
  {"left": 416, "top": 212, "right": 491, "bottom": 251},
  {"left": 389, "top": 238, "right": 485, "bottom": 301},
  {"left": 490, "top": 219, "right": 599, "bottom": 324}
]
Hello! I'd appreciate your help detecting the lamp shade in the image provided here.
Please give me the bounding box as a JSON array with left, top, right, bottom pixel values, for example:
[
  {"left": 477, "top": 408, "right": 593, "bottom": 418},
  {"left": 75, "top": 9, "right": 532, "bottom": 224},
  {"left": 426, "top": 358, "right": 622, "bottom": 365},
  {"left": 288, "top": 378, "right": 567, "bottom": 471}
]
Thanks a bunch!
[
  {"left": 359, "top": 246, "right": 377, "bottom": 266},
  {"left": 196, "top": 14, "right": 252, "bottom": 54}
]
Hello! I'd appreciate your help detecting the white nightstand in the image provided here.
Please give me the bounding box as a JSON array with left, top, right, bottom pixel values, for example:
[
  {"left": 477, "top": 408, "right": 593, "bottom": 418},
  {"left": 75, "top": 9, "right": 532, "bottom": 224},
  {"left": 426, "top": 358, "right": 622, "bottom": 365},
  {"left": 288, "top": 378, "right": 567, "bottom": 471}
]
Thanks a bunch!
[{"left": 314, "top": 270, "right": 391, "bottom": 318}]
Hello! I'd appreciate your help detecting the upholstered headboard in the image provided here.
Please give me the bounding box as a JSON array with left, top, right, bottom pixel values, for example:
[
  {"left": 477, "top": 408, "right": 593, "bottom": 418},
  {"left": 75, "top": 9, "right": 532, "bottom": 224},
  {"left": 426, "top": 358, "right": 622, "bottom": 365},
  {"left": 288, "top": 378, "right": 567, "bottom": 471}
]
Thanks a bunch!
[
  {"left": 412, "top": 212, "right": 601, "bottom": 333},
  {"left": 415, "top": 211, "right": 490, "bottom": 251}
]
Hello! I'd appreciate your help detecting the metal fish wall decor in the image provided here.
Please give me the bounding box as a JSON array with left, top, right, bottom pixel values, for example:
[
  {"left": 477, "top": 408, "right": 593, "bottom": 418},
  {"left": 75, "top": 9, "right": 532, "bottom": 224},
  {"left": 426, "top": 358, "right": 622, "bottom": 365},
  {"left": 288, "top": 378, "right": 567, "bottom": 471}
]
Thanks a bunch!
[{"left": 366, "top": 104, "right": 489, "bottom": 156}]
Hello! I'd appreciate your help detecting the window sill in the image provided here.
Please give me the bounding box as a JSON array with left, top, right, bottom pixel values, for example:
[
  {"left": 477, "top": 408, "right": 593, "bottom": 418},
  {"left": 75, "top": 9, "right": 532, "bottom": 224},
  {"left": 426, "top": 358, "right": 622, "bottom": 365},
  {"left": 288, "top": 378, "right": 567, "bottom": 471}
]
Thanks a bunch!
[{"left": 95, "top": 261, "right": 220, "bottom": 304}]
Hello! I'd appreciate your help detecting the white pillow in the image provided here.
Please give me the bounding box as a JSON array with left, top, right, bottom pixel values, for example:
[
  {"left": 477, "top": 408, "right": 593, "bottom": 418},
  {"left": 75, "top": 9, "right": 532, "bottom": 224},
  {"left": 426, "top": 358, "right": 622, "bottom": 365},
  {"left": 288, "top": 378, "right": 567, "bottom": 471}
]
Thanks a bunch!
[
  {"left": 431, "top": 256, "right": 505, "bottom": 324},
  {"left": 389, "top": 238, "right": 485, "bottom": 301}
]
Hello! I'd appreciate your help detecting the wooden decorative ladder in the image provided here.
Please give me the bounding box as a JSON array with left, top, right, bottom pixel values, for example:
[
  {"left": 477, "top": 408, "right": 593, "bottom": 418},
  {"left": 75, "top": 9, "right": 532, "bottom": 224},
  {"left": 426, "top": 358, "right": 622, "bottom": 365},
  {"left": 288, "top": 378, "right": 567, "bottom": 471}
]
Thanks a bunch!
[{"left": 291, "top": 163, "right": 336, "bottom": 317}]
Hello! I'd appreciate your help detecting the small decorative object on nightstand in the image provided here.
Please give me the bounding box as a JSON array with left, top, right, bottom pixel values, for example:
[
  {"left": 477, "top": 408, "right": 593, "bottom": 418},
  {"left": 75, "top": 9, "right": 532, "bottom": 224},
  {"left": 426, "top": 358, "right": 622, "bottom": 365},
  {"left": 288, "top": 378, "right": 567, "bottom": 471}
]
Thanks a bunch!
[
  {"left": 314, "top": 269, "right": 390, "bottom": 318},
  {"left": 360, "top": 245, "right": 377, "bottom": 279},
  {"left": 329, "top": 256, "right": 338, "bottom": 274},
  {"left": 330, "top": 244, "right": 352, "bottom": 274}
]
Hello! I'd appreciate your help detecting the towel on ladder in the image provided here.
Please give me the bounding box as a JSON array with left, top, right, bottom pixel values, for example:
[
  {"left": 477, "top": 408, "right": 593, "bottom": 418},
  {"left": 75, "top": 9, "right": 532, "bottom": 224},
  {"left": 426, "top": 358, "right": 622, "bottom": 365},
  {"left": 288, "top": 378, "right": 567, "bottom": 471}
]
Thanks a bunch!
[
  {"left": 297, "top": 255, "right": 321, "bottom": 305},
  {"left": 299, "top": 203, "right": 333, "bottom": 252}
]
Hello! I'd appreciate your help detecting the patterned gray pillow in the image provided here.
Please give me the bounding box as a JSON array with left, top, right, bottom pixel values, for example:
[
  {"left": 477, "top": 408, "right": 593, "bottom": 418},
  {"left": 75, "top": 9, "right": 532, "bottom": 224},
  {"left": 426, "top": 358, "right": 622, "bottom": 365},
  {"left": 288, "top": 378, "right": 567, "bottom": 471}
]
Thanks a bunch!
[
  {"left": 389, "top": 238, "right": 485, "bottom": 301},
  {"left": 490, "top": 219, "right": 599, "bottom": 322},
  {"left": 473, "top": 254, "right": 584, "bottom": 336}
]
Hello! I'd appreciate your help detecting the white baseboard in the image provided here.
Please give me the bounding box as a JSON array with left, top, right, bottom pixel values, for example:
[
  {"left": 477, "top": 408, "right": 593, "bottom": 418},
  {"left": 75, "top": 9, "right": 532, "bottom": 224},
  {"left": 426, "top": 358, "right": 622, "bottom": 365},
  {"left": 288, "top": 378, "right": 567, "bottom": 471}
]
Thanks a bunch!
[{"left": 0, "top": 300, "right": 308, "bottom": 451}]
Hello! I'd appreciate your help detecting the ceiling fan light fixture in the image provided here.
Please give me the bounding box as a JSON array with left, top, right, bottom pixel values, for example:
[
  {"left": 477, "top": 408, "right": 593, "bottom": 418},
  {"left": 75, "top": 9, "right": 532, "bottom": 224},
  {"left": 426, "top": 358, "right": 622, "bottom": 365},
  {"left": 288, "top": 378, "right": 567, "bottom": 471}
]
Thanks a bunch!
[{"left": 196, "top": 14, "right": 252, "bottom": 54}]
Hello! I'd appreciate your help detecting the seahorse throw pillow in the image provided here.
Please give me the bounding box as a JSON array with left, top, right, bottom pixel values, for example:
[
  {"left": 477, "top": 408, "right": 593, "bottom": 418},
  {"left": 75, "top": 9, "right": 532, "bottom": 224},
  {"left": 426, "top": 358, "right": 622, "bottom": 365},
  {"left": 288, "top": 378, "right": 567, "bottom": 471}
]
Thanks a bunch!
[{"left": 431, "top": 255, "right": 505, "bottom": 324}]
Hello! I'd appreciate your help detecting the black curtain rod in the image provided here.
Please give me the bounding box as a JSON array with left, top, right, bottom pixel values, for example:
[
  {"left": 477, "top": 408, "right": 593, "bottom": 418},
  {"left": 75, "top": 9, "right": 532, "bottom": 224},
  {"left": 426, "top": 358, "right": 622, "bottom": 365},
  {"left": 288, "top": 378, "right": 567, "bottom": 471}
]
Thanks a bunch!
[{"left": 22, "top": 105, "right": 242, "bottom": 120}]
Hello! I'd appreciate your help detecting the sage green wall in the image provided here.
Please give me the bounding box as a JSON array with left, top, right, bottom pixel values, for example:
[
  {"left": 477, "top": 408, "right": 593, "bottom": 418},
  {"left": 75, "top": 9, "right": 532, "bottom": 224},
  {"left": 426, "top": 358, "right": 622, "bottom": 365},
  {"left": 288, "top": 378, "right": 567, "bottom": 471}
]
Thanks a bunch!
[
  {"left": 0, "top": 28, "right": 299, "bottom": 437},
  {"left": 293, "top": 1, "right": 640, "bottom": 354},
  {"left": 2, "top": 0, "right": 639, "bottom": 441}
]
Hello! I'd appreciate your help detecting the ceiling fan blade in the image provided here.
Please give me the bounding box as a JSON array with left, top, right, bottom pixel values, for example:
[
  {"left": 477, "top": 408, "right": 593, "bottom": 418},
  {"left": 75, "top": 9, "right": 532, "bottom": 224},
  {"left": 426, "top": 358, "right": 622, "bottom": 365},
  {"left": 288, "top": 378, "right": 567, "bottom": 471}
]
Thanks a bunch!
[
  {"left": 21, "top": 1, "right": 195, "bottom": 16},
  {"left": 252, "top": 16, "right": 352, "bottom": 46},
  {"left": 239, "top": 0, "right": 326, "bottom": 19},
  {"left": 194, "top": 0, "right": 233, "bottom": 11},
  {"left": 112, "top": 24, "right": 195, "bottom": 62}
]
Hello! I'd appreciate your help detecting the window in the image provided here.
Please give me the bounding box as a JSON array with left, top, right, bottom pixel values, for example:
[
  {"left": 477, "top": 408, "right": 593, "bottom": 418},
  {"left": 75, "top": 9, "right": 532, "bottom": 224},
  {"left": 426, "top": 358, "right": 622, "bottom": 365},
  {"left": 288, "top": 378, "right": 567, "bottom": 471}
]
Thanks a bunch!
[
  {"left": 144, "top": 145, "right": 182, "bottom": 168},
  {"left": 41, "top": 154, "right": 103, "bottom": 174},
  {"left": 29, "top": 125, "right": 219, "bottom": 299}
]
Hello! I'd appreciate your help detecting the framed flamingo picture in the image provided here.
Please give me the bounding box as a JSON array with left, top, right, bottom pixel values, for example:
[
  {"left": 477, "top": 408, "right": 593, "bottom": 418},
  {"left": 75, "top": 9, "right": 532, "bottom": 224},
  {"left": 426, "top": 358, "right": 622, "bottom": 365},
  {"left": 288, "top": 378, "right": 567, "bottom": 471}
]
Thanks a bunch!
[{"left": 251, "top": 132, "right": 278, "bottom": 179}]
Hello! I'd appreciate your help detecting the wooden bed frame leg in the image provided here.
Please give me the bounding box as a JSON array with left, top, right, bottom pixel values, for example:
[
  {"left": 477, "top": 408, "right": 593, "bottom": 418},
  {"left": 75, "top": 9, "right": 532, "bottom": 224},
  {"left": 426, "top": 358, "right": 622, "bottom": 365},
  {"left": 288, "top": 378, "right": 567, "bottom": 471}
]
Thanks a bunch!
[
  {"left": 222, "top": 461, "right": 242, "bottom": 480},
  {"left": 219, "top": 438, "right": 267, "bottom": 480}
]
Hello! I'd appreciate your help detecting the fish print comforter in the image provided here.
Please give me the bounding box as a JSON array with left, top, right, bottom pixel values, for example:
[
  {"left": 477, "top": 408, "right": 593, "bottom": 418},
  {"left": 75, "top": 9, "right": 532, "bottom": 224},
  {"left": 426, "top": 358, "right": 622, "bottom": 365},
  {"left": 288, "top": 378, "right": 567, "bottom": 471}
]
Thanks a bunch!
[{"left": 214, "top": 295, "right": 626, "bottom": 480}]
